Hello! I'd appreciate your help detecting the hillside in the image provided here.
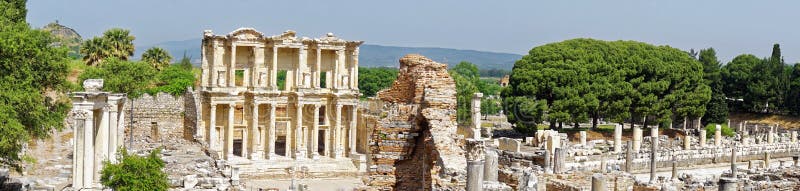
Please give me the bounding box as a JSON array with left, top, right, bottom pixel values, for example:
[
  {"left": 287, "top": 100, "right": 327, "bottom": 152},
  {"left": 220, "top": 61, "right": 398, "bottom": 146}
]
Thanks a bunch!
[{"left": 135, "top": 39, "right": 522, "bottom": 70}]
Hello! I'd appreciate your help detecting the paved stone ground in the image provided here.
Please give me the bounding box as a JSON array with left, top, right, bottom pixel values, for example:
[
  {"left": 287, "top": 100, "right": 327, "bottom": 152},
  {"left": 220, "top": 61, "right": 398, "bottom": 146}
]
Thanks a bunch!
[
  {"left": 631, "top": 157, "right": 791, "bottom": 182},
  {"left": 244, "top": 177, "right": 364, "bottom": 191}
]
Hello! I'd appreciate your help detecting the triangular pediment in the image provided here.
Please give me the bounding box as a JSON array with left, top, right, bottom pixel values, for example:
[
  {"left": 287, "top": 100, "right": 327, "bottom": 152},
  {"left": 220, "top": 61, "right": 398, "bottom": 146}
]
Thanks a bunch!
[{"left": 228, "top": 28, "right": 264, "bottom": 40}]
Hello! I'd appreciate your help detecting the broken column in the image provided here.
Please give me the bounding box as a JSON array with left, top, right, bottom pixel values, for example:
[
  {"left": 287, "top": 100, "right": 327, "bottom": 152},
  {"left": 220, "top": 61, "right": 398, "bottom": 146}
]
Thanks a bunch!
[
  {"left": 591, "top": 173, "right": 606, "bottom": 191},
  {"left": 768, "top": 128, "right": 774, "bottom": 144},
  {"left": 764, "top": 153, "right": 771, "bottom": 169},
  {"left": 730, "top": 144, "right": 737, "bottom": 177},
  {"left": 466, "top": 139, "right": 485, "bottom": 191},
  {"left": 626, "top": 140, "right": 633, "bottom": 173},
  {"left": 633, "top": 127, "right": 642, "bottom": 152},
  {"left": 649, "top": 137, "right": 657, "bottom": 184},
  {"left": 544, "top": 149, "right": 552, "bottom": 174},
  {"left": 484, "top": 150, "right": 498, "bottom": 182},
  {"left": 553, "top": 148, "right": 565, "bottom": 174},
  {"left": 671, "top": 154, "right": 678, "bottom": 181},
  {"left": 718, "top": 177, "right": 738, "bottom": 191},
  {"left": 614, "top": 124, "right": 622, "bottom": 153},
  {"left": 792, "top": 131, "right": 797, "bottom": 143},
  {"left": 683, "top": 136, "right": 691, "bottom": 150},
  {"left": 580, "top": 131, "right": 587, "bottom": 146},
  {"left": 470, "top": 93, "right": 483, "bottom": 140},
  {"left": 700, "top": 129, "right": 707, "bottom": 148},
  {"left": 715, "top": 124, "right": 722, "bottom": 147}
]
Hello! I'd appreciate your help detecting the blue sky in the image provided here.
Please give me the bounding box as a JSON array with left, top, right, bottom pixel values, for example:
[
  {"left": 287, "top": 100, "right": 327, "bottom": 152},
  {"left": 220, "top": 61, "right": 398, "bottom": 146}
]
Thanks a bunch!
[{"left": 27, "top": 0, "right": 800, "bottom": 63}]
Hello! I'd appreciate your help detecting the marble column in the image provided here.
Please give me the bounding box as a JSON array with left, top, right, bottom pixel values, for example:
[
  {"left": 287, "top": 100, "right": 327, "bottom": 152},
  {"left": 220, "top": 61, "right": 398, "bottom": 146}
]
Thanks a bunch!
[
  {"left": 250, "top": 103, "right": 261, "bottom": 159},
  {"left": 471, "top": 93, "right": 483, "bottom": 140},
  {"left": 271, "top": 47, "right": 278, "bottom": 89},
  {"left": 108, "top": 104, "right": 119, "bottom": 163},
  {"left": 229, "top": 45, "right": 236, "bottom": 87},
  {"left": 267, "top": 103, "right": 276, "bottom": 159},
  {"left": 764, "top": 153, "right": 771, "bottom": 168},
  {"left": 83, "top": 109, "right": 95, "bottom": 187},
  {"left": 671, "top": 154, "right": 678, "bottom": 181},
  {"left": 543, "top": 149, "right": 552, "bottom": 174},
  {"left": 333, "top": 104, "right": 343, "bottom": 158},
  {"left": 792, "top": 131, "right": 797, "bottom": 143},
  {"left": 351, "top": 47, "right": 359, "bottom": 89},
  {"left": 315, "top": 48, "right": 321, "bottom": 88},
  {"left": 294, "top": 102, "right": 305, "bottom": 159},
  {"left": 684, "top": 136, "right": 691, "bottom": 150},
  {"left": 700, "top": 129, "right": 707, "bottom": 148},
  {"left": 334, "top": 50, "right": 343, "bottom": 89},
  {"left": 311, "top": 105, "right": 320, "bottom": 158},
  {"left": 614, "top": 124, "right": 622, "bottom": 153},
  {"left": 95, "top": 106, "right": 110, "bottom": 183},
  {"left": 633, "top": 127, "right": 642, "bottom": 152},
  {"left": 731, "top": 144, "right": 737, "bottom": 178},
  {"left": 72, "top": 110, "right": 90, "bottom": 189},
  {"left": 349, "top": 105, "right": 357, "bottom": 155},
  {"left": 465, "top": 139, "right": 485, "bottom": 191},
  {"left": 209, "top": 104, "right": 217, "bottom": 151},
  {"left": 715, "top": 124, "right": 722, "bottom": 147},
  {"left": 768, "top": 128, "right": 774, "bottom": 144},
  {"left": 484, "top": 150, "right": 498, "bottom": 182},
  {"left": 591, "top": 173, "right": 606, "bottom": 191},
  {"left": 718, "top": 177, "right": 738, "bottom": 191},
  {"left": 553, "top": 148, "right": 564, "bottom": 174},
  {"left": 625, "top": 140, "right": 633, "bottom": 173},
  {"left": 649, "top": 136, "right": 657, "bottom": 184},
  {"left": 580, "top": 131, "right": 587, "bottom": 147},
  {"left": 225, "top": 104, "right": 235, "bottom": 159}
]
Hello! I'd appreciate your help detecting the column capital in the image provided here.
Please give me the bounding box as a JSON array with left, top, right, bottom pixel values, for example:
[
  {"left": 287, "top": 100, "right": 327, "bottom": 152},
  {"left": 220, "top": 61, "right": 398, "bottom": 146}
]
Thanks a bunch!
[
  {"left": 70, "top": 109, "right": 91, "bottom": 119},
  {"left": 229, "top": 103, "right": 236, "bottom": 109}
]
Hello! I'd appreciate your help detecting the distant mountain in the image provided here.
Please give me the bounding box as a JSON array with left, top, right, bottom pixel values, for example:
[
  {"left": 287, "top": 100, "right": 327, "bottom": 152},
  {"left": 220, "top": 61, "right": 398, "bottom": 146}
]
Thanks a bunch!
[{"left": 135, "top": 39, "right": 522, "bottom": 70}]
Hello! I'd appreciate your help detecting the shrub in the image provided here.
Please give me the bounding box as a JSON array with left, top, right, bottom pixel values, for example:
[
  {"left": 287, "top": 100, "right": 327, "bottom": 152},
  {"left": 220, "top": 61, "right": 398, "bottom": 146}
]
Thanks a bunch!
[
  {"left": 100, "top": 148, "right": 168, "bottom": 191},
  {"left": 704, "top": 123, "right": 734, "bottom": 138}
]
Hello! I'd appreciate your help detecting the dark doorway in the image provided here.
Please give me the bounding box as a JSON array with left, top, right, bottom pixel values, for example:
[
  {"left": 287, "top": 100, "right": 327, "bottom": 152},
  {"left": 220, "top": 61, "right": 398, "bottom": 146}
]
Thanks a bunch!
[
  {"left": 233, "top": 139, "right": 243, "bottom": 156},
  {"left": 276, "top": 136, "right": 286, "bottom": 156},
  {"left": 318, "top": 130, "right": 326, "bottom": 155}
]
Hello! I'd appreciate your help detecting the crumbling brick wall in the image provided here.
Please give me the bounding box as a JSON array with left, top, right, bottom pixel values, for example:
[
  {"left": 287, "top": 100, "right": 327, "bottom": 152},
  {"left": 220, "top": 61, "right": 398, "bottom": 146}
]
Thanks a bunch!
[
  {"left": 122, "top": 92, "right": 193, "bottom": 144},
  {"left": 366, "top": 54, "right": 466, "bottom": 190}
]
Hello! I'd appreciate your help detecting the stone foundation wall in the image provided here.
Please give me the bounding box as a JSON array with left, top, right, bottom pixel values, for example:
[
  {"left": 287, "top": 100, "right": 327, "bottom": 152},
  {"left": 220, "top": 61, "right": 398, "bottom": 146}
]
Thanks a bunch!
[{"left": 122, "top": 92, "right": 195, "bottom": 144}]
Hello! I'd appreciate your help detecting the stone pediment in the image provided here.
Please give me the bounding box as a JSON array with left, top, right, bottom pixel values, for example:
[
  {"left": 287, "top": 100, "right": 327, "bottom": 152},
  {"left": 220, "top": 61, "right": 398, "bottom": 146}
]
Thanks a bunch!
[
  {"left": 228, "top": 28, "right": 264, "bottom": 40},
  {"left": 272, "top": 30, "right": 297, "bottom": 41}
]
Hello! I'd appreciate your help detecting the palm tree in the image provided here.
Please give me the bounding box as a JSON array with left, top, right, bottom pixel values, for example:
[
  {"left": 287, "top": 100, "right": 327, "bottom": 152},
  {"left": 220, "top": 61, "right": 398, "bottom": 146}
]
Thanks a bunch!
[
  {"left": 80, "top": 37, "right": 110, "bottom": 66},
  {"left": 102, "top": 28, "right": 135, "bottom": 60},
  {"left": 142, "top": 47, "right": 172, "bottom": 71}
]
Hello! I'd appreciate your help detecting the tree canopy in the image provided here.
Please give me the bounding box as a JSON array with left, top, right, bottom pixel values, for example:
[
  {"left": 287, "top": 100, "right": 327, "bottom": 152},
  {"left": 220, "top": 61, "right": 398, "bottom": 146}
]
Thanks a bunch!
[
  {"left": 141, "top": 47, "right": 172, "bottom": 71},
  {"left": 80, "top": 28, "right": 136, "bottom": 66},
  {"left": 358, "top": 67, "right": 398, "bottom": 98},
  {"left": 502, "top": 38, "right": 710, "bottom": 133},
  {"left": 0, "top": 0, "right": 71, "bottom": 172}
]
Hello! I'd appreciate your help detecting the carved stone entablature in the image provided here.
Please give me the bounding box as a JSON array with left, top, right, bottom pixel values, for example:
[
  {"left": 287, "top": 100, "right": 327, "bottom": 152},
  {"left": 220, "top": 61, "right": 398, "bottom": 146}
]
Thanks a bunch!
[
  {"left": 466, "top": 139, "right": 485, "bottom": 161},
  {"left": 83, "top": 79, "right": 103, "bottom": 92},
  {"left": 228, "top": 28, "right": 264, "bottom": 41},
  {"left": 70, "top": 109, "right": 91, "bottom": 119}
]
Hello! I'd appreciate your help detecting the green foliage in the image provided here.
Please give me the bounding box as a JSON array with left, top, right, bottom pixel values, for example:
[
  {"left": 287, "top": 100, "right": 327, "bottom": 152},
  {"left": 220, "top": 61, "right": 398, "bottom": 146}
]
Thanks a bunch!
[
  {"left": 148, "top": 64, "right": 195, "bottom": 96},
  {"left": 481, "top": 97, "right": 501, "bottom": 116},
  {"left": 451, "top": 71, "right": 479, "bottom": 123},
  {"left": 698, "top": 48, "right": 728, "bottom": 125},
  {"left": 358, "top": 67, "right": 398, "bottom": 98},
  {"left": 79, "top": 58, "right": 156, "bottom": 98},
  {"left": 0, "top": 1, "right": 71, "bottom": 172},
  {"left": 704, "top": 123, "right": 734, "bottom": 138},
  {"left": 721, "top": 45, "right": 792, "bottom": 114},
  {"left": 503, "top": 39, "right": 709, "bottom": 133},
  {"left": 141, "top": 47, "right": 172, "bottom": 71},
  {"left": 176, "top": 52, "right": 192, "bottom": 70},
  {"left": 0, "top": 5, "right": 70, "bottom": 172},
  {"left": 479, "top": 69, "right": 511, "bottom": 77},
  {"left": 277, "top": 70, "right": 286, "bottom": 90},
  {"left": 80, "top": 28, "right": 135, "bottom": 66},
  {"left": 101, "top": 148, "right": 168, "bottom": 191}
]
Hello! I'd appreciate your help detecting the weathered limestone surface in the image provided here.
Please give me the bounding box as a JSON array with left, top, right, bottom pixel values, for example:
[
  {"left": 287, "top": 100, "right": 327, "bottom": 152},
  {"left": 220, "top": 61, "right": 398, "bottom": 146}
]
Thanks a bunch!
[{"left": 367, "top": 54, "right": 466, "bottom": 190}]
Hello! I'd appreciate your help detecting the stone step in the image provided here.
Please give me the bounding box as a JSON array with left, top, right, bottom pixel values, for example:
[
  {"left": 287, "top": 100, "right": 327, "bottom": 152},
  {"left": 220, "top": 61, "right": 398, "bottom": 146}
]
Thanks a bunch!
[{"left": 228, "top": 157, "right": 360, "bottom": 179}]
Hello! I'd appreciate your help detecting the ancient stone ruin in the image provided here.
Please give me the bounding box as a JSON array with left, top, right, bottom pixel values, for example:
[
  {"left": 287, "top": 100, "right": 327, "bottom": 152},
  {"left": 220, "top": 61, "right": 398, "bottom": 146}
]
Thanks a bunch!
[{"left": 361, "top": 54, "right": 467, "bottom": 190}]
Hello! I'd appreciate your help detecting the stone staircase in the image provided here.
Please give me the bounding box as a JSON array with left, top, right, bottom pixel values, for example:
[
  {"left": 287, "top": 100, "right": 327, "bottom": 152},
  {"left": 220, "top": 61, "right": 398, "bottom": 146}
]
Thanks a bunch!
[{"left": 228, "top": 156, "right": 360, "bottom": 179}]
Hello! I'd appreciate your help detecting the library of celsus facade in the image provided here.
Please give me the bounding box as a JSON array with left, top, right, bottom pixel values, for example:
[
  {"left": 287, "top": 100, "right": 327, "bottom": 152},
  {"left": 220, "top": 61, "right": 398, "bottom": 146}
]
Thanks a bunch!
[{"left": 197, "top": 28, "right": 365, "bottom": 165}]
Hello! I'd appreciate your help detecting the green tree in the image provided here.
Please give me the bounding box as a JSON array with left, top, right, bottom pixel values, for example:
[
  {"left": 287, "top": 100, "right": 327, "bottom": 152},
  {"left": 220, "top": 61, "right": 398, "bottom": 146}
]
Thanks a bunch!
[
  {"left": 451, "top": 71, "right": 479, "bottom": 124},
  {"left": 358, "top": 67, "right": 398, "bottom": 98},
  {"left": 100, "top": 148, "right": 169, "bottom": 191},
  {"left": 0, "top": 0, "right": 71, "bottom": 172},
  {"left": 148, "top": 63, "right": 195, "bottom": 96},
  {"left": 786, "top": 64, "right": 800, "bottom": 115},
  {"left": 102, "top": 28, "right": 135, "bottom": 60},
  {"left": 141, "top": 47, "right": 172, "bottom": 71},
  {"left": 504, "top": 39, "right": 708, "bottom": 133},
  {"left": 698, "top": 48, "right": 727, "bottom": 125},
  {"left": 176, "top": 52, "right": 193, "bottom": 70},
  {"left": 79, "top": 58, "right": 156, "bottom": 98}
]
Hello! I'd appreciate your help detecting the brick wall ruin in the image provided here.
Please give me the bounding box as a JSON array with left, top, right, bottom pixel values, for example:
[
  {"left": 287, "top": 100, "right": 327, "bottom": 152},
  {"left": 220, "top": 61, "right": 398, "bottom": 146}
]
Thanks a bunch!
[
  {"left": 363, "top": 54, "right": 467, "bottom": 190},
  {"left": 122, "top": 91, "right": 197, "bottom": 145}
]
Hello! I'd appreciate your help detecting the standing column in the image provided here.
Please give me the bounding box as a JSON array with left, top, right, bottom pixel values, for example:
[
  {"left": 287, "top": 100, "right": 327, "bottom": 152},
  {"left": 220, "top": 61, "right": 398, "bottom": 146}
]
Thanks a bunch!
[
  {"left": 684, "top": 136, "right": 692, "bottom": 150},
  {"left": 351, "top": 47, "right": 359, "bottom": 89},
  {"left": 625, "top": 140, "right": 633, "bottom": 173},
  {"left": 580, "top": 131, "right": 587, "bottom": 147},
  {"left": 116, "top": 104, "right": 125, "bottom": 149},
  {"left": 470, "top": 93, "right": 483, "bottom": 140},
  {"left": 768, "top": 128, "right": 774, "bottom": 144},
  {"left": 267, "top": 103, "right": 276, "bottom": 159},
  {"left": 543, "top": 150, "right": 552, "bottom": 174},
  {"left": 649, "top": 136, "right": 657, "bottom": 184},
  {"left": 614, "top": 124, "right": 622, "bottom": 153},
  {"left": 229, "top": 45, "right": 236, "bottom": 87},
  {"left": 315, "top": 48, "right": 321, "bottom": 88},
  {"left": 71, "top": 110, "right": 88, "bottom": 189},
  {"left": 83, "top": 110, "right": 95, "bottom": 187},
  {"left": 792, "top": 131, "right": 797, "bottom": 143},
  {"left": 465, "top": 139, "right": 485, "bottom": 191},
  {"left": 700, "top": 129, "right": 707, "bottom": 148},
  {"left": 311, "top": 105, "right": 320, "bottom": 158},
  {"left": 108, "top": 104, "right": 119, "bottom": 163},
  {"left": 294, "top": 102, "right": 305, "bottom": 159},
  {"left": 671, "top": 154, "right": 678, "bottom": 181},
  {"left": 297, "top": 47, "right": 307, "bottom": 87},
  {"left": 225, "top": 104, "right": 234, "bottom": 159},
  {"left": 333, "top": 104, "right": 343, "bottom": 158},
  {"left": 731, "top": 144, "right": 737, "bottom": 178},
  {"left": 633, "top": 127, "right": 642, "bottom": 152},
  {"left": 334, "top": 50, "right": 344, "bottom": 89},
  {"left": 349, "top": 106, "right": 357, "bottom": 156},
  {"left": 271, "top": 47, "right": 278, "bottom": 89},
  {"left": 94, "top": 106, "right": 109, "bottom": 184},
  {"left": 209, "top": 104, "right": 217, "bottom": 151},
  {"left": 715, "top": 124, "right": 723, "bottom": 147},
  {"left": 250, "top": 103, "right": 261, "bottom": 159}
]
